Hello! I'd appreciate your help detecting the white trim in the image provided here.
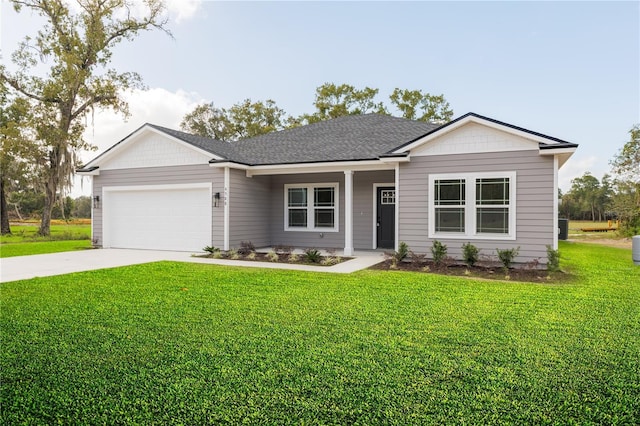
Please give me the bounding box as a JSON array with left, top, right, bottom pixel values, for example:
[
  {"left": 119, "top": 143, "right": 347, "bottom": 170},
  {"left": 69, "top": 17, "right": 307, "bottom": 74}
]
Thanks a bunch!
[
  {"left": 344, "top": 171, "right": 354, "bottom": 256},
  {"left": 428, "top": 171, "right": 517, "bottom": 241},
  {"left": 284, "top": 182, "right": 340, "bottom": 232},
  {"left": 101, "top": 182, "right": 213, "bottom": 249},
  {"left": 223, "top": 167, "right": 230, "bottom": 251},
  {"left": 394, "top": 115, "right": 565, "bottom": 154},
  {"left": 102, "top": 182, "right": 212, "bottom": 192},
  {"left": 85, "top": 125, "right": 223, "bottom": 169},
  {"left": 395, "top": 164, "right": 400, "bottom": 252},
  {"left": 77, "top": 169, "right": 100, "bottom": 176},
  {"left": 553, "top": 156, "right": 559, "bottom": 250},
  {"left": 372, "top": 182, "right": 395, "bottom": 249},
  {"left": 239, "top": 160, "right": 399, "bottom": 177}
]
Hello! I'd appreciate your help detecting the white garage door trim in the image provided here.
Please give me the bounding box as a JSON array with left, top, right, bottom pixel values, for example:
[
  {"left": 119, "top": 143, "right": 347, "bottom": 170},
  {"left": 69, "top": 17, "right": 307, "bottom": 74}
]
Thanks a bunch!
[{"left": 103, "top": 183, "right": 212, "bottom": 252}]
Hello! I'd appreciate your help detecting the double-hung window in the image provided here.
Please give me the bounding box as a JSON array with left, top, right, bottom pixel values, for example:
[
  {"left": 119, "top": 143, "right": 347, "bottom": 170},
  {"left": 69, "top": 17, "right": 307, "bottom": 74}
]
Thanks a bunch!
[
  {"left": 285, "top": 183, "right": 339, "bottom": 231},
  {"left": 429, "top": 172, "right": 515, "bottom": 240}
]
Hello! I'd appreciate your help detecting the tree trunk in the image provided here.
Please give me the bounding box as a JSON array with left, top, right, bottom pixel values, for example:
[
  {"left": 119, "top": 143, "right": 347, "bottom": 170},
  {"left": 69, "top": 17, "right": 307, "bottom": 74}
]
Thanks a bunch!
[
  {"left": 0, "top": 179, "right": 11, "bottom": 235},
  {"left": 39, "top": 176, "right": 57, "bottom": 236}
]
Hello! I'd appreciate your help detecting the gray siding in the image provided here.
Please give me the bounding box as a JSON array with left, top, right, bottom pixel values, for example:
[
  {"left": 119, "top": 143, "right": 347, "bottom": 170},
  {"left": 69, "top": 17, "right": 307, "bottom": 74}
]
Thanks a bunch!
[
  {"left": 353, "top": 170, "right": 395, "bottom": 249},
  {"left": 269, "top": 173, "right": 345, "bottom": 249},
  {"left": 398, "top": 150, "right": 555, "bottom": 264},
  {"left": 228, "top": 169, "right": 271, "bottom": 248},
  {"left": 92, "top": 164, "right": 224, "bottom": 247}
]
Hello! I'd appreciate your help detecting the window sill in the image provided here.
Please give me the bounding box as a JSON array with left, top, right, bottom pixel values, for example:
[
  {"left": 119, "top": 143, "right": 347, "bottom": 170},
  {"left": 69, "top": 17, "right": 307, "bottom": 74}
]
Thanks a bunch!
[
  {"left": 429, "top": 232, "right": 516, "bottom": 241},
  {"left": 285, "top": 227, "right": 339, "bottom": 233}
]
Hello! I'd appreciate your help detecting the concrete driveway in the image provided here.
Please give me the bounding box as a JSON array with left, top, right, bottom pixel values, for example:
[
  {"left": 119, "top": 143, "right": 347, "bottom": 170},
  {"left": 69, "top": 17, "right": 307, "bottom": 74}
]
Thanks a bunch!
[
  {"left": 0, "top": 249, "right": 210, "bottom": 283},
  {"left": 0, "top": 249, "right": 384, "bottom": 283}
]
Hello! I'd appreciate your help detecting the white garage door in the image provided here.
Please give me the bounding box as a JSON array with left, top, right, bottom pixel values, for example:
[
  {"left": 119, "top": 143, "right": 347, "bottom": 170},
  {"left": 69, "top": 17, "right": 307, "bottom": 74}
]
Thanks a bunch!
[{"left": 103, "top": 184, "right": 212, "bottom": 252}]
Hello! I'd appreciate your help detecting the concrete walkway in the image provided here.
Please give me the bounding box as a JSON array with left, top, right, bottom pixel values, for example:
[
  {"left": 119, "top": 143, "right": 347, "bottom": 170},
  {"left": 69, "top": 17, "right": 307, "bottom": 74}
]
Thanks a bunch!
[{"left": 0, "top": 249, "right": 385, "bottom": 283}]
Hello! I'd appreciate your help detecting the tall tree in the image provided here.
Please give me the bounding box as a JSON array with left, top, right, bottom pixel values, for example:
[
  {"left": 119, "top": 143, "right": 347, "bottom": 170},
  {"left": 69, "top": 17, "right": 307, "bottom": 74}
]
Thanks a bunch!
[
  {"left": 565, "top": 172, "right": 607, "bottom": 221},
  {"left": 1, "top": 0, "right": 169, "bottom": 235},
  {"left": 609, "top": 124, "right": 640, "bottom": 235},
  {"left": 300, "top": 83, "right": 386, "bottom": 124},
  {"left": 388, "top": 88, "right": 453, "bottom": 123},
  {"left": 0, "top": 86, "right": 39, "bottom": 235},
  {"left": 181, "top": 99, "right": 287, "bottom": 141}
]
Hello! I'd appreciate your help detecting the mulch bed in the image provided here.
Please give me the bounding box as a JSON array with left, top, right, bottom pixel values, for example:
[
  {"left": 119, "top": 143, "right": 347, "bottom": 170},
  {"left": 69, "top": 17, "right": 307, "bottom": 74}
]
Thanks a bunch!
[
  {"left": 370, "top": 259, "right": 568, "bottom": 283},
  {"left": 197, "top": 252, "right": 351, "bottom": 267}
]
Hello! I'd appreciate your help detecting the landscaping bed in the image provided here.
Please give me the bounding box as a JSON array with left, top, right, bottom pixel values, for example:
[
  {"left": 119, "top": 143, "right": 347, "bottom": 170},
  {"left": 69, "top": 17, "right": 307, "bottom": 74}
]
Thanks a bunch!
[
  {"left": 370, "top": 258, "right": 567, "bottom": 282},
  {"left": 198, "top": 245, "right": 351, "bottom": 266}
]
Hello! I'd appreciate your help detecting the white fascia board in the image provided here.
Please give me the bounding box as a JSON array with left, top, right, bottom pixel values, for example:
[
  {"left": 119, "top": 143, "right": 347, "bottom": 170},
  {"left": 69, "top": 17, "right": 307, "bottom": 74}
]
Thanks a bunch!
[
  {"left": 539, "top": 147, "right": 576, "bottom": 169},
  {"left": 243, "top": 160, "right": 397, "bottom": 177},
  {"left": 76, "top": 169, "right": 100, "bottom": 176},
  {"left": 394, "top": 115, "right": 562, "bottom": 154},
  {"left": 209, "top": 161, "right": 251, "bottom": 170},
  {"left": 84, "top": 124, "right": 223, "bottom": 168},
  {"left": 379, "top": 155, "right": 410, "bottom": 163}
]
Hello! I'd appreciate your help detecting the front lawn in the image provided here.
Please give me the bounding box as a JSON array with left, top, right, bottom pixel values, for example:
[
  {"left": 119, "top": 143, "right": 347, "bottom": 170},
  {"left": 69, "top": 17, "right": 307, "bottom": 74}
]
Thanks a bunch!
[{"left": 1, "top": 242, "right": 638, "bottom": 424}]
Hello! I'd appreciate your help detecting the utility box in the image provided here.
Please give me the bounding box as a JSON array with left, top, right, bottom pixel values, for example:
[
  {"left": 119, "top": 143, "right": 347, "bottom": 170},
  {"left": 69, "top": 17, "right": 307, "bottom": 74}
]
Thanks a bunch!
[
  {"left": 558, "top": 218, "right": 569, "bottom": 241},
  {"left": 633, "top": 236, "right": 640, "bottom": 266}
]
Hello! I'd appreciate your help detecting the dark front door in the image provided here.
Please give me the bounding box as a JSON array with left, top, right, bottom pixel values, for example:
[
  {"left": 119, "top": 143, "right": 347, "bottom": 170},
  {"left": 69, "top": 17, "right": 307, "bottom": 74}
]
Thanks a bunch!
[{"left": 376, "top": 187, "right": 395, "bottom": 249}]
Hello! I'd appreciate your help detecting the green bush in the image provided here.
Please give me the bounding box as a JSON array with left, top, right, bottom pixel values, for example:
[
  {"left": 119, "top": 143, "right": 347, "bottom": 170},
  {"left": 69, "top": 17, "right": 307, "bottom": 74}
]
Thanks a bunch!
[
  {"left": 203, "top": 245, "right": 219, "bottom": 255},
  {"left": 546, "top": 245, "right": 560, "bottom": 272},
  {"left": 496, "top": 247, "right": 520, "bottom": 271},
  {"left": 304, "top": 248, "right": 322, "bottom": 263},
  {"left": 431, "top": 240, "right": 448, "bottom": 265},
  {"left": 395, "top": 242, "right": 409, "bottom": 262},
  {"left": 462, "top": 242, "right": 479, "bottom": 267}
]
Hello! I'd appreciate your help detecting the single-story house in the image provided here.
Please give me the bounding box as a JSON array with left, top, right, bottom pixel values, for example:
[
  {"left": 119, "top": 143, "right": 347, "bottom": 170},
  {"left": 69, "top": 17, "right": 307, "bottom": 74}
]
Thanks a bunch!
[{"left": 78, "top": 112, "right": 577, "bottom": 264}]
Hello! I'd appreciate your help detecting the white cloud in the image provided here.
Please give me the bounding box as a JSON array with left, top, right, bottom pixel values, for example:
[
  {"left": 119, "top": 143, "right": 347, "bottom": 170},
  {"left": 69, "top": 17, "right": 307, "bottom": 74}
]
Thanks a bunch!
[
  {"left": 62, "top": 0, "right": 202, "bottom": 24},
  {"left": 165, "top": 0, "right": 203, "bottom": 24},
  {"left": 72, "top": 87, "right": 205, "bottom": 196}
]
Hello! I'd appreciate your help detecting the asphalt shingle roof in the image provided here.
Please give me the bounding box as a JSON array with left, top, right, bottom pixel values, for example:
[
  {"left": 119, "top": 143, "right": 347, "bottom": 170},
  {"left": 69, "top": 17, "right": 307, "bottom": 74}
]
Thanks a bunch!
[
  {"left": 152, "top": 114, "right": 440, "bottom": 166},
  {"left": 79, "top": 112, "right": 577, "bottom": 172}
]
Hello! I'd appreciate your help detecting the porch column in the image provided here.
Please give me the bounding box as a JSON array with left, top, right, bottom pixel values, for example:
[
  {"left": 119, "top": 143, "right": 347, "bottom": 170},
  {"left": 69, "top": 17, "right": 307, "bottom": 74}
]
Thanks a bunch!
[
  {"left": 223, "top": 166, "right": 230, "bottom": 251},
  {"left": 395, "top": 163, "right": 400, "bottom": 252},
  {"left": 344, "top": 170, "right": 354, "bottom": 256}
]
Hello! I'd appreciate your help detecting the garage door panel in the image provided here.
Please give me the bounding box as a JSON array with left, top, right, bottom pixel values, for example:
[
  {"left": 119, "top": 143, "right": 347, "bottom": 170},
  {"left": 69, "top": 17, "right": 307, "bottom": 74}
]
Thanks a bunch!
[{"left": 104, "top": 185, "right": 212, "bottom": 252}]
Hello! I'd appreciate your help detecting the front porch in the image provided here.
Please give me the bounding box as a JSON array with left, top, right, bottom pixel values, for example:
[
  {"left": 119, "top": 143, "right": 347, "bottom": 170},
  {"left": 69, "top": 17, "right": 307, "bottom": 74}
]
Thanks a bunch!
[{"left": 220, "top": 164, "right": 404, "bottom": 256}]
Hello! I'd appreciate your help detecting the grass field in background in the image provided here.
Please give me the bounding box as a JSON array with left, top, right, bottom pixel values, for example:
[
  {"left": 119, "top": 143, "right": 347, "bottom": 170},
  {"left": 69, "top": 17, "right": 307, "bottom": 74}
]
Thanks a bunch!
[
  {"left": 1, "top": 241, "right": 638, "bottom": 424},
  {"left": 0, "top": 222, "right": 91, "bottom": 258}
]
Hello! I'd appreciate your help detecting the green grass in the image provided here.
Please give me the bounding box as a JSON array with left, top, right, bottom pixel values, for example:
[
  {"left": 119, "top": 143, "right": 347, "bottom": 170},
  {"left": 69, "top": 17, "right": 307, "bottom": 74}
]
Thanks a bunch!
[
  {"left": 1, "top": 242, "right": 638, "bottom": 424},
  {"left": 0, "top": 240, "right": 93, "bottom": 258},
  {"left": 0, "top": 223, "right": 91, "bottom": 258}
]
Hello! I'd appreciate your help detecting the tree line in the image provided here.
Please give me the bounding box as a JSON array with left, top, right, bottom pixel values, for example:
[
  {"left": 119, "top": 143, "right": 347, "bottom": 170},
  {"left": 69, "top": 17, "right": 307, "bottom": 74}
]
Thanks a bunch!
[
  {"left": 180, "top": 84, "right": 453, "bottom": 141},
  {"left": 561, "top": 125, "right": 640, "bottom": 236}
]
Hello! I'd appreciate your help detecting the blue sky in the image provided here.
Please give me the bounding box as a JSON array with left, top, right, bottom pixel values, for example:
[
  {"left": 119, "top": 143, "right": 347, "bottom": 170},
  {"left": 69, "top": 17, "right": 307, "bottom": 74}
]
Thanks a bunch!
[{"left": 2, "top": 1, "right": 639, "bottom": 195}]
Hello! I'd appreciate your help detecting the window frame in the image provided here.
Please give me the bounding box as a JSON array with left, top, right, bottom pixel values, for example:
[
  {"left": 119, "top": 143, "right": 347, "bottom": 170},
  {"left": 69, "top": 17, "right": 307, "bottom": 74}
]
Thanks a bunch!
[
  {"left": 428, "top": 172, "right": 516, "bottom": 240},
  {"left": 284, "top": 183, "right": 339, "bottom": 232}
]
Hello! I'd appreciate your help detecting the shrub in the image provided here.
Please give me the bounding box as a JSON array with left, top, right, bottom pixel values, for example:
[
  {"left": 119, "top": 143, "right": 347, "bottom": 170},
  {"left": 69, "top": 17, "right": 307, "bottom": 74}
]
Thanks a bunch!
[
  {"left": 546, "top": 245, "right": 560, "bottom": 272},
  {"left": 321, "top": 256, "right": 337, "bottom": 266},
  {"left": 431, "top": 240, "right": 448, "bottom": 265},
  {"left": 395, "top": 242, "right": 409, "bottom": 262},
  {"left": 228, "top": 249, "right": 240, "bottom": 260},
  {"left": 496, "top": 247, "right": 520, "bottom": 271},
  {"left": 287, "top": 253, "right": 300, "bottom": 263},
  {"left": 461, "top": 242, "right": 479, "bottom": 267},
  {"left": 203, "top": 246, "right": 219, "bottom": 255},
  {"left": 246, "top": 252, "right": 257, "bottom": 260},
  {"left": 304, "top": 248, "right": 322, "bottom": 264},
  {"left": 238, "top": 241, "right": 255, "bottom": 255},
  {"left": 266, "top": 250, "right": 279, "bottom": 262}
]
